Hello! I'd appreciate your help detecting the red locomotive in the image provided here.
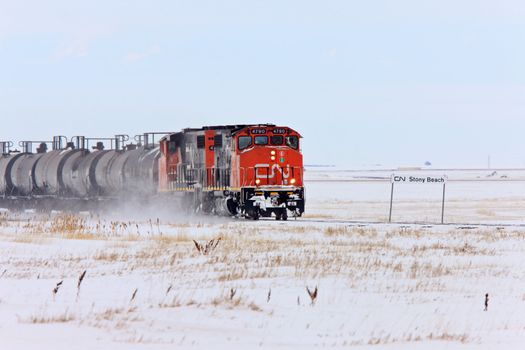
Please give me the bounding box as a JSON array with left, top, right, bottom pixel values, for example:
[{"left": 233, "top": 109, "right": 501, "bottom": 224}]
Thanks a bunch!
[{"left": 158, "top": 124, "right": 304, "bottom": 219}]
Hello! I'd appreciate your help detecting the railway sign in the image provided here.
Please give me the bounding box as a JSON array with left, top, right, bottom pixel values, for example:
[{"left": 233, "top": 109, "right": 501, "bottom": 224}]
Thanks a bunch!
[
  {"left": 390, "top": 175, "right": 447, "bottom": 184},
  {"left": 388, "top": 173, "right": 448, "bottom": 224}
]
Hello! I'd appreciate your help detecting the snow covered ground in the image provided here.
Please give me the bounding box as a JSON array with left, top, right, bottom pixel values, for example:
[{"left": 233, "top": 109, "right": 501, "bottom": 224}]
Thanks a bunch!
[
  {"left": 2, "top": 168, "right": 525, "bottom": 349},
  {"left": 306, "top": 167, "right": 525, "bottom": 225}
]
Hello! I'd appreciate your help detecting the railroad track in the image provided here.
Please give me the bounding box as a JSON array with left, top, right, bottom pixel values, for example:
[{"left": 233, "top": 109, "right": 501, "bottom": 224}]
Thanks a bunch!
[{"left": 270, "top": 217, "right": 525, "bottom": 229}]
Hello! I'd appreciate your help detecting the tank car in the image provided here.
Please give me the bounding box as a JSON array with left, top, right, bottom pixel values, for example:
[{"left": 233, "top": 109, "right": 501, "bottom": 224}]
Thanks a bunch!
[{"left": 0, "top": 134, "right": 163, "bottom": 210}]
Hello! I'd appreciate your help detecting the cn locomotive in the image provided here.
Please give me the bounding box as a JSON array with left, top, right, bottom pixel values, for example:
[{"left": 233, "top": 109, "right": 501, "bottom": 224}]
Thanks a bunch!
[{"left": 0, "top": 124, "right": 304, "bottom": 220}]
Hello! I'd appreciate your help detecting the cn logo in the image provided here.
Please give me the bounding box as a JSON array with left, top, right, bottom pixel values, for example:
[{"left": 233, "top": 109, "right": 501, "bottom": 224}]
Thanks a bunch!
[{"left": 255, "top": 164, "right": 290, "bottom": 179}]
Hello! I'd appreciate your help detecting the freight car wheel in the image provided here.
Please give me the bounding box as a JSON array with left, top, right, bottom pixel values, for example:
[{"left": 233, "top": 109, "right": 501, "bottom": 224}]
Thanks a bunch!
[
  {"left": 247, "top": 208, "right": 260, "bottom": 220},
  {"left": 275, "top": 208, "right": 287, "bottom": 221}
]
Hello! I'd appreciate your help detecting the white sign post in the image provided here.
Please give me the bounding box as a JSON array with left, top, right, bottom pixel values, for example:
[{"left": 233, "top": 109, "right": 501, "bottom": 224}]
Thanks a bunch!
[{"left": 388, "top": 174, "right": 448, "bottom": 224}]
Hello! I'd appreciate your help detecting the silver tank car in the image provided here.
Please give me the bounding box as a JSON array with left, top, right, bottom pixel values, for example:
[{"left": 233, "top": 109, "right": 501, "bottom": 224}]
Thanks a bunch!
[
  {"left": 0, "top": 153, "right": 17, "bottom": 195},
  {"left": 33, "top": 149, "right": 66, "bottom": 195},
  {"left": 60, "top": 149, "right": 90, "bottom": 197},
  {"left": 136, "top": 147, "right": 160, "bottom": 194},
  {"left": 0, "top": 135, "right": 163, "bottom": 204},
  {"left": 92, "top": 150, "right": 121, "bottom": 196},
  {"left": 34, "top": 149, "right": 73, "bottom": 196},
  {"left": 121, "top": 146, "right": 160, "bottom": 195},
  {"left": 8, "top": 153, "right": 45, "bottom": 196},
  {"left": 32, "top": 148, "right": 93, "bottom": 196},
  {"left": 74, "top": 150, "right": 109, "bottom": 198},
  {"left": 105, "top": 149, "right": 135, "bottom": 194},
  {"left": 61, "top": 145, "right": 160, "bottom": 198},
  {"left": 0, "top": 154, "right": 13, "bottom": 196}
]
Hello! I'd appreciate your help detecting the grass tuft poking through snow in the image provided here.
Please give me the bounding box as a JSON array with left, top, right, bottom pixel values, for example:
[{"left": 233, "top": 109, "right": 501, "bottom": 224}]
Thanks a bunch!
[{"left": 1, "top": 205, "right": 525, "bottom": 348}]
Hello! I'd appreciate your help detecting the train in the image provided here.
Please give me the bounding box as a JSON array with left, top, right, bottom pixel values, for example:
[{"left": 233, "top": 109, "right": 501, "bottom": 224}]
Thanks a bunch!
[{"left": 0, "top": 124, "right": 305, "bottom": 220}]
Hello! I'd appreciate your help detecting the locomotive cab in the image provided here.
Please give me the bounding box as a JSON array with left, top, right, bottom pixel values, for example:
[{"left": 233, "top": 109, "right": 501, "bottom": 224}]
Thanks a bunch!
[{"left": 231, "top": 126, "right": 305, "bottom": 220}]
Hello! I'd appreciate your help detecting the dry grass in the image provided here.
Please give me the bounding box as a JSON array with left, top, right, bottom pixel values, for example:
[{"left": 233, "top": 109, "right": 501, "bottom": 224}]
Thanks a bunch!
[
  {"left": 59, "top": 231, "right": 98, "bottom": 240},
  {"left": 93, "top": 250, "right": 121, "bottom": 261},
  {"left": 11, "top": 234, "right": 48, "bottom": 244},
  {"left": 363, "top": 331, "right": 469, "bottom": 346},
  {"left": 96, "top": 307, "right": 131, "bottom": 321},
  {"left": 158, "top": 297, "right": 182, "bottom": 308},
  {"left": 302, "top": 213, "right": 336, "bottom": 219},
  {"left": 324, "top": 225, "right": 351, "bottom": 236},
  {"left": 86, "top": 306, "right": 142, "bottom": 331},
  {"left": 476, "top": 208, "right": 497, "bottom": 217},
  {"left": 48, "top": 215, "right": 86, "bottom": 233},
  {"left": 272, "top": 225, "right": 312, "bottom": 234},
  {"left": 0, "top": 210, "right": 519, "bottom": 347},
  {"left": 26, "top": 309, "right": 76, "bottom": 324},
  {"left": 322, "top": 225, "right": 378, "bottom": 237},
  {"left": 152, "top": 231, "right": 191, "bottom": 244},
  {"left": 2, "top": 212, "right": 504, "bottom": 285},
  {"left": 209, "top": 293, "right": 263, "bottom": 312}
]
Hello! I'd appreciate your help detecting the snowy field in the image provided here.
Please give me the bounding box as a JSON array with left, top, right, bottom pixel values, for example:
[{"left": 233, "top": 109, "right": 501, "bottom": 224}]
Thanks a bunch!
[
  {"left": 2, "top": 167, "right": 525, "bottom": 349},
  {"left": 306, "top": 167, "right": 525, "bottom": 225}
]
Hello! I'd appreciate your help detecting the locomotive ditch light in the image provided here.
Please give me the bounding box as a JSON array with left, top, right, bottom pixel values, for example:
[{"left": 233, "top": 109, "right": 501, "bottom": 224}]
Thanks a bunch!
[
  {"left": 255, "top": 179, "right": 261, "bottom": 186},
  {"left": 290, "top": 178, "right": 296, "bottom": 185}
]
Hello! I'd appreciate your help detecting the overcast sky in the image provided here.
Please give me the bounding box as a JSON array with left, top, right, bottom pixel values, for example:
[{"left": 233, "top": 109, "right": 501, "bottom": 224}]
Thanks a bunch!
[{"left": 1, "top": 0, "right": 524, "bottom": 167}]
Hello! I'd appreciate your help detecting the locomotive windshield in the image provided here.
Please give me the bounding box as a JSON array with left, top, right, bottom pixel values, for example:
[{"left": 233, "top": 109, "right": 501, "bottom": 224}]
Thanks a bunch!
[
  {"left": 270, "top": 135, "right": 283, "bottom": 145},
  {"left": 237, "top": 133, "right": 299, "bottom": 150},
  {"left": 238, "top": 136, "right": 252, "bottom": 150},
  {"left": 254, "top": 136, "right": 268, "bottom": 145},
  {"left": 286, "top": 136, "right": 299, "bottom": 149},
  {"left": 168, "top": 141, "right": 177, "bottom": 153}
]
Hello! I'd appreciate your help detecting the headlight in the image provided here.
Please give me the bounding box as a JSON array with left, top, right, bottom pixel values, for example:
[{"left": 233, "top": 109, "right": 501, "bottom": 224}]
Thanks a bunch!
[
  {"left": 270, "top": 156, "right": 276, "bottom": 161},
  {"left": 290, "top": 178, "right": 296, "bottom": 184},
  {"left": 270, "top": 150, "right": 276, "bottom": 155},
  {"left": 255, "top": 179, "right": 261, "bottom": 185}
]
